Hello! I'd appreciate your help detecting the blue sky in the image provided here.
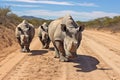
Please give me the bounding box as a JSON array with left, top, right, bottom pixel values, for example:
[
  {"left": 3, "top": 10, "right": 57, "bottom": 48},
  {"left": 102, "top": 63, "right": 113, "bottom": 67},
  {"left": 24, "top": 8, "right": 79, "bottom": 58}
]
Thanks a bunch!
[{"left": 0, "top": 0, "right": 120, "bottom": 21}]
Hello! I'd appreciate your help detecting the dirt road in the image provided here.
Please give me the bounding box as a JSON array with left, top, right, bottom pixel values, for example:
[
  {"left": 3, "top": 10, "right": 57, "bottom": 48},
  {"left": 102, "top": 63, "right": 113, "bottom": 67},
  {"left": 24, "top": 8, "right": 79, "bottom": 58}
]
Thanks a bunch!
[{"left": 0, "top": 30, "right": 120, "bottom": 80}]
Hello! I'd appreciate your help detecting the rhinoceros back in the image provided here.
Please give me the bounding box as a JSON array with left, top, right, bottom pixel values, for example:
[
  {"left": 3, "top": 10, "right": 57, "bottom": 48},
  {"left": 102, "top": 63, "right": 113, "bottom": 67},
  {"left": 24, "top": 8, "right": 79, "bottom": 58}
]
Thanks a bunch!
[{"left": 48, "top": 18, "right": 65, "bottom": 42}]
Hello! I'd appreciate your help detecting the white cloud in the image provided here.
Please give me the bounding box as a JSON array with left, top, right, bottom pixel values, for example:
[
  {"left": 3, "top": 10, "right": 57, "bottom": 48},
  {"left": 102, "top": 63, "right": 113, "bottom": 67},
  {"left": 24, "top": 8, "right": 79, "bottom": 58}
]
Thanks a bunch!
[
  {"left": 13, "top": 9, "right": 120, "bottom": 21},
  {"left": 5, "top": 0, "right": 98, "bottom": 7},
  {"left": 78, "top": 2, "right": 99, "bottom": 7},
  {"left": 6, "top": 0, "right": 74, "bottom": 5},
  {"left": 4, "top": 4, "right": 40, "bottom": 7}
]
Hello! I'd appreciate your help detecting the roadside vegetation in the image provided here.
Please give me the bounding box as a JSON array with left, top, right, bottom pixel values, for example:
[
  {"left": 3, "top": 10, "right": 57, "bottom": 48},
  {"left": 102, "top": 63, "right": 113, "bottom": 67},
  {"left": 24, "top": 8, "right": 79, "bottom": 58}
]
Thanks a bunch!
[
  {"left": 0, "top": 7, "right": 52, "bottom": 51},
  {"left": 0, "top": 7, "right": 52, "bottom": 28},
  {"left": 0, "top": 6, "right": 120, "bottom": 50},
  {"left": 77, "top": 16, "right": 120, "bottom": 32}
]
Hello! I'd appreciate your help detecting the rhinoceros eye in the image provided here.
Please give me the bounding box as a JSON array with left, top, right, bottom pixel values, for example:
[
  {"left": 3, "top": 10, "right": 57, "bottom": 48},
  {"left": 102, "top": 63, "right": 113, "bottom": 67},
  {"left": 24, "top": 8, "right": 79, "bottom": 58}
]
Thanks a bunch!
[
  {"left": 18, "top": 27, "right": 22, "bottom": 31},
  {"left": 66, "top": 30, "right": 72, "bottom": 38},
  {"left": 18, "top": 27, "right": 24, "bottom": 34}
]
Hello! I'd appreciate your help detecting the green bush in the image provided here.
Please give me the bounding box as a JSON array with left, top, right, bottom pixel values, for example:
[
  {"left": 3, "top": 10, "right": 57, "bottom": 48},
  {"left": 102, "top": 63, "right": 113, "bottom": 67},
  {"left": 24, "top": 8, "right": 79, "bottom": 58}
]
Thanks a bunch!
[{"left": 77, "top": 16, "right": 120, "bottom": 32}]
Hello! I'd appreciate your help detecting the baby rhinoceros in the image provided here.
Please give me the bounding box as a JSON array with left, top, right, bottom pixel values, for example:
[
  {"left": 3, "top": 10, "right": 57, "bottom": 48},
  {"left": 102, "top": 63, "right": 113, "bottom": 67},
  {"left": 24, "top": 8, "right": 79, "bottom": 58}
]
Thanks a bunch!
[
  {"left": 38, "top": 22, "right": 50, "bottom": 49},
  {"left": 48, "top": 15, "right": 84, "bottom": 62},
  {"left": 15, "top": 20, "right": 35, "bottom": 52}
]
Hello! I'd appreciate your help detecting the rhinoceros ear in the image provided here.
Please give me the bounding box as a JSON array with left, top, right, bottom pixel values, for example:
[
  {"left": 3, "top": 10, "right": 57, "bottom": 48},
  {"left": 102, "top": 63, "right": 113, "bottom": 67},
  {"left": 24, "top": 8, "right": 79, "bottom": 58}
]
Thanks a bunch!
[
  {"left": 78, "top": 25, "right": 85, "bottom": 32},
  {"left": 41, "top": 26, "right": 45, "bottom": 31},
  {"left": 61, "top": 24, "right": 66, "bottom": 32}
]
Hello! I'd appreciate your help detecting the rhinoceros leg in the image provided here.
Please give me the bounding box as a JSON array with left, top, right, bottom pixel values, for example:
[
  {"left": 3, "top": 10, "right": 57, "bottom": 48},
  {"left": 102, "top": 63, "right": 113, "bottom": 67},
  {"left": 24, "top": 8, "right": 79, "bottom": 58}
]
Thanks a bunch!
[
  {"left": 16, "top": 37, "right": 24, "bottom": 52},
  {"left": 42, "top": 42, "right": 46, "bottom": 49},
  {"left": 20, "top": 45, "right": 24, "bottom": 52},
  {"left": 44, "top": 40, "right": 50, "bottom": 49},
  {"left": 54, "top": 47, "right": 60, "bottom": 58},
  {"left": 22, "top": 46, "right": 26, "bottom": 52},
  {"left": 47, "top": 38, "right": 51, "bottom": 48},
  {"left": 54, "top": 41, "right": 68, "bottom": 62},
  {"left": 26, "top": 44, "right": 30, "bottom": 52},
  {"left": 39, "top": 37, "right": 45, "bottom": 49},
  {"left": 41, "top": 40, "right": 50, "bottom": 49},
  {"left": 43, "top": 42, "right": 49, "bottom": 49}
]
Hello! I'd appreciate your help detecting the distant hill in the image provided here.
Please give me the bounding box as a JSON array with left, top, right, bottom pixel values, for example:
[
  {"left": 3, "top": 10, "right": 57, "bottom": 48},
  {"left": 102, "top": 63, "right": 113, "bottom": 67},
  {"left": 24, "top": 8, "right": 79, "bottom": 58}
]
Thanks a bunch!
[{"left": 21, "top": 16, "right": 45, "bottom": 20}]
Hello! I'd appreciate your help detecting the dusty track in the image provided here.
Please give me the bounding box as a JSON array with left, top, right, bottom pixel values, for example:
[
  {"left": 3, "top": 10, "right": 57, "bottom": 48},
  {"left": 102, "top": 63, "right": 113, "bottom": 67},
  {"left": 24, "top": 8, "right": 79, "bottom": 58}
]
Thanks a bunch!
[{"left": 0, "top": 30, "right": 120, "bottom": 80}]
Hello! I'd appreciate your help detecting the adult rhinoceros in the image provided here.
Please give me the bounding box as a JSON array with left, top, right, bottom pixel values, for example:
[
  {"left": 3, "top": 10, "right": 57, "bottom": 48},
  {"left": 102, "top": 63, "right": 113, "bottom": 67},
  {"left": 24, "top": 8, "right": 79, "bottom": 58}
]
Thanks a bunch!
[
  {"left": 38, "top": 22, "right": 50, "bottom": 49},
  {"left": 15, "top": 20, "right": 35, "bottom": 52},
  {"left": 48, "top": 15, "right": 84, "bottom": 62}
]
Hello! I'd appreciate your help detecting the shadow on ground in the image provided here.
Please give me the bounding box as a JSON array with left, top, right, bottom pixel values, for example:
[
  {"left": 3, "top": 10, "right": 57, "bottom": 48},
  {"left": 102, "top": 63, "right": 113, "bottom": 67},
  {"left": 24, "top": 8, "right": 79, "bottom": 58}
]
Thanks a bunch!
[
  {"left": 30, "top": 50, "right": 48, "bottom": 56},
  {"left": 71, "top": 54, "right": 111, "bottom": 72}
]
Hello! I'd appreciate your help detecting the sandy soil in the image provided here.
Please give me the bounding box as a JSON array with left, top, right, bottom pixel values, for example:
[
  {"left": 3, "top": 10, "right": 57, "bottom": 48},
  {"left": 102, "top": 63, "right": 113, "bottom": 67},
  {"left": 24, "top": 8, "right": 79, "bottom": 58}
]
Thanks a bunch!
[{"left": 0, "top": 30, "right": 120, "bottom": 80}]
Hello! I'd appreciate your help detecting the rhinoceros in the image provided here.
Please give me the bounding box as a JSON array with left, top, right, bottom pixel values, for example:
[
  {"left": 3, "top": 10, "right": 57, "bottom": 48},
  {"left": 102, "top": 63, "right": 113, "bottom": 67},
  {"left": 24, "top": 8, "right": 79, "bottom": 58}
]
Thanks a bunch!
[
  {"left": 38, "top": 22, "right": 50, "bottom": 49},
  {"left": 48, "top": 15, "right": 84, "bottom": 62},
  {"left": 15, "top": 20, "right": 35, "bottom": 52}
]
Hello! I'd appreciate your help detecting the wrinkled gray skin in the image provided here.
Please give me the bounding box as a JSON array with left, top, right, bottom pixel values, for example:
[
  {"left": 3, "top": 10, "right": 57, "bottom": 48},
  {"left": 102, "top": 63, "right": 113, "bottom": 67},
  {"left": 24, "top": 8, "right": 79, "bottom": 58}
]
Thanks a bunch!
[
  {"left": 15, "top": 20, "right": 35, "bottom": 52},
  {"left": 38, "top": 22, "right": 50, "bottom": 49},
  {"left": 48, "top": 15, "right": 84, "bottom": 62}
]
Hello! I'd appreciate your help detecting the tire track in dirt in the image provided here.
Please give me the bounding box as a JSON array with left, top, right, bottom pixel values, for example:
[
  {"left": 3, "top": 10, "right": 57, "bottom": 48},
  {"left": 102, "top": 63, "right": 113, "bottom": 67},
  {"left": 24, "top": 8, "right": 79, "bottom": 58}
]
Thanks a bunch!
[
  {"left": 84, "top": 30, "right": 120, "bottom": 56},
  {"left": 83, "top": 31, "right": 120, "bottom": 74},
  {"left": 3, "top": 42, "right": 63, "bottom": 80},
  {"left": 81, "top": 36, "right": 120, "bottom": 80},
  {"left": 83, "top": 35, "right": 120, "bottom": 74},
  {"left": 1, "top": 30, "right": 120, "bottom": 80},
  {"left": 0, "top": 37, "right": 39, "bottom": 80},
  {"left": 0, "top": 50, "right": 26, "bottom": 80}
]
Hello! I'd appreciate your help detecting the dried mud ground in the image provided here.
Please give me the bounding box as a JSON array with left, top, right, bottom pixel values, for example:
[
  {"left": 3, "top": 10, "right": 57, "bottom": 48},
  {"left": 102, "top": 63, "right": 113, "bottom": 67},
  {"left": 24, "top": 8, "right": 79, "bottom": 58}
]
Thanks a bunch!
[{"left": 0, "top": 30, "right": 120, "bottom": 80}]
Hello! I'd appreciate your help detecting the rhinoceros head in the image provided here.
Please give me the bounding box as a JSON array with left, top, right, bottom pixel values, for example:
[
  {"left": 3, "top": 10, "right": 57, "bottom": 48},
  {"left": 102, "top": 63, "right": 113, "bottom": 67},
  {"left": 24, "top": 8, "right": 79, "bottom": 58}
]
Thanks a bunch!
[
  {"left": 17, "top": 26, "right": 31, "bottom": 45},
  {"left": 40, "top": 25, "right": 49, "bottom": 43},
  {"left": 61, "top": 15, "right": 84, "bottom": 58}
]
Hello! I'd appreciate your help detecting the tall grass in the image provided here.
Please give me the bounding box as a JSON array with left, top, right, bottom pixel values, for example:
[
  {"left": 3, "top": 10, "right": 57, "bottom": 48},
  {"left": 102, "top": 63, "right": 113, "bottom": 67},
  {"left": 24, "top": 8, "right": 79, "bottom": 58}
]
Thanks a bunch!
[{"left": 0, "top": 7, "right": 23, "bottom": 29}]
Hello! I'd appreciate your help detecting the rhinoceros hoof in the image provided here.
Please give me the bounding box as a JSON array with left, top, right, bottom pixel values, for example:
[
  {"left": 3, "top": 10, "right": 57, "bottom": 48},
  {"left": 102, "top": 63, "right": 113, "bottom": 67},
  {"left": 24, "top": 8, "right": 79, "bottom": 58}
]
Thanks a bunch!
[
  {"left": 20, "top": 49, "right": 24, "bottom": 52},
  {"left": 42, "top": 46, "right": 49, "bottom": 49},
  {"left": 45, "top": 46, "right": 49, "bottom": 49},
  {"left": 21, "top": 49, "right": 30, "bottom": 53},
  {"left": 20, "top": 50, "right": 26, "bottom": 53},
  {"left": 54, "top": 55, "right": 60, "bottom": 58},
  {"left": 59, "top": 57, "right": 69, "bottom": 62},
  {"left": 26, "top": 49, "right": 30, "bottom": 52}
]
